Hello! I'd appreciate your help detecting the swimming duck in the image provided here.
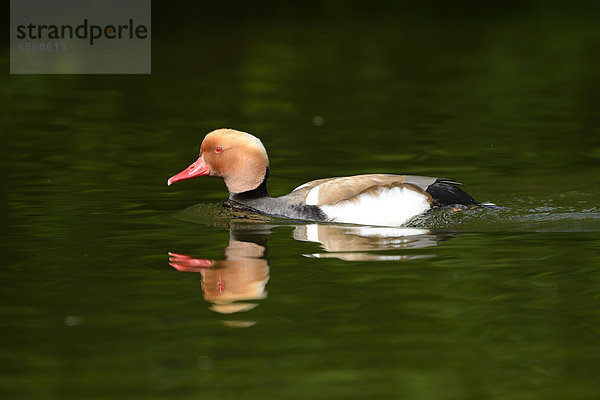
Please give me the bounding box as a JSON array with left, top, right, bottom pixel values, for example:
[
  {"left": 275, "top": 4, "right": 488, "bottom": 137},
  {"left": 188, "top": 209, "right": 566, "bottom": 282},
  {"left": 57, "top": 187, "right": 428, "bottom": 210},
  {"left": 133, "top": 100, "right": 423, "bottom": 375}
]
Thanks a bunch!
[{"left": 167, "top": 128, "right": 477, "bottom": 226}]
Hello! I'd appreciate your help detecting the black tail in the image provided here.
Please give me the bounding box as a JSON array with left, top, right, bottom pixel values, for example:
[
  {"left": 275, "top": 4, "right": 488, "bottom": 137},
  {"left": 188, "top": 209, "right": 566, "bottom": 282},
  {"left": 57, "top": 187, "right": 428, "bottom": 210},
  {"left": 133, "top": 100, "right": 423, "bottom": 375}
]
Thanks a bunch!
[{"left": 425, "top": 179, "right": 478, "bottom": 207}]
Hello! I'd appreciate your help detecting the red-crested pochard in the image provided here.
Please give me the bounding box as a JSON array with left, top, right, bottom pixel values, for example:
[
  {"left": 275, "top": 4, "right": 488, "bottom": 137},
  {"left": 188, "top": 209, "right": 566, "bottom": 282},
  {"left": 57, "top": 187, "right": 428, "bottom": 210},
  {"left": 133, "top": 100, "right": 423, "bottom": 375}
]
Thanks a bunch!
[{"left": 167, "top": 129, "right": 477, "bottom": 226}]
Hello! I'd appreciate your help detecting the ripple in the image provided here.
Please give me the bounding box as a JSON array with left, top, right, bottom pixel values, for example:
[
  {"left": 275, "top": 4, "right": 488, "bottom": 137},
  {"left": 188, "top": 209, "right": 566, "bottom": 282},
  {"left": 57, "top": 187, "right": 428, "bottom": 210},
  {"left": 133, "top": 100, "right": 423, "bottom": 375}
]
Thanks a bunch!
[{"left": 410, "top": 203, "right": 600, "bottom": 232}]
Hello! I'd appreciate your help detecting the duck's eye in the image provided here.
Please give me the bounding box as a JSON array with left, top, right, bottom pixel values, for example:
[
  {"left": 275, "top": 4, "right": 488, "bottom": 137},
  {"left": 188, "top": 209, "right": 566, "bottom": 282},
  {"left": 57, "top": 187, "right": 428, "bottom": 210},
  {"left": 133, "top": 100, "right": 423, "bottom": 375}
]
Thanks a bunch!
[{"left": 215, "top": 147, "right": 223, "bottom": 153}]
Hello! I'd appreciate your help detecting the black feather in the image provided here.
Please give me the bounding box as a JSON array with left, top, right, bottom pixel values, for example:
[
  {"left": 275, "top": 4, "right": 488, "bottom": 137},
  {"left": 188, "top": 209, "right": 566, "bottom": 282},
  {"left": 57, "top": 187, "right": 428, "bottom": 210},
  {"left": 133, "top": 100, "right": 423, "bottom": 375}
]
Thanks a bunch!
[{"left": 425, "top": 179, "right": 478, "bottom": 207}]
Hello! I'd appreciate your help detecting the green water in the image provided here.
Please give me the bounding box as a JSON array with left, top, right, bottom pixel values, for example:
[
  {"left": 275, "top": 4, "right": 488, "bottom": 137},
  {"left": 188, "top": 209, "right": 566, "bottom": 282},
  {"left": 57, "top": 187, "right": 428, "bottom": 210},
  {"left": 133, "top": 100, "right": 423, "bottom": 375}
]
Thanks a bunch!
[{"left": 2, "top": 5, "right": 600, "bottom": 399}]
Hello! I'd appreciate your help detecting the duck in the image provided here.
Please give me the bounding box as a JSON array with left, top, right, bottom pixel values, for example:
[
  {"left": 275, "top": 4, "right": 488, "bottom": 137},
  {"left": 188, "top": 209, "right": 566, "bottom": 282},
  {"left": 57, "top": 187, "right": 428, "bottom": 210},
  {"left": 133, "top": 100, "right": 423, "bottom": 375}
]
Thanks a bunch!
[{"left": 167, "top": 128, "right": 478, "bottom": 226}]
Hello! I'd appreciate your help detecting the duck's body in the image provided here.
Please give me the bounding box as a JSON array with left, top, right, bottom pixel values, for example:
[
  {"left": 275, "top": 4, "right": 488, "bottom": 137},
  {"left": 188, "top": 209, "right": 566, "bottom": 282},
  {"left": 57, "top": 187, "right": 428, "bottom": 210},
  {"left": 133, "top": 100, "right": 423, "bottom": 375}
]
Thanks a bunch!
[{"left": 168, "top": 129, "right": 477, "bottom": 227}]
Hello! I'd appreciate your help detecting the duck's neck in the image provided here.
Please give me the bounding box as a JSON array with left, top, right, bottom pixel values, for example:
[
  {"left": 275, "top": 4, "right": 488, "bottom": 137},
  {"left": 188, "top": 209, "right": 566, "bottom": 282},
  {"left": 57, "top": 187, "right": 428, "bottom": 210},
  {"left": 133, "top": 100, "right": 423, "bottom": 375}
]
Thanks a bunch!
[
  {"left": 229, "top": 168, "right": 270, "bottom": 202},
  {"left": 225, "top": 177, "right": 282, "bottom": 216},
  {"left": 226, "top": 169, "right": 272, "bottom": 212},
  {"left": 224, "top": 168, "right": 326, "bottom": 221}
]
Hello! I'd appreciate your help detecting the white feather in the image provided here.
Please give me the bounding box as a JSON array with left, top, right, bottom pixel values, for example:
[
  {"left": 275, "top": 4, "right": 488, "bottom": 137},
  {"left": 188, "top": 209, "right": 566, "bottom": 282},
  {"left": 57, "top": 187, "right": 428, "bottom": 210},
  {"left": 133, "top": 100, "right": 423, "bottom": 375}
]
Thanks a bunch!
[
  {"left": 305, "top": 186, "right": 320, "bottom": 205},
  {"left": 292, "top": 182, "right": 310, "bottom": 191},
  {"left": 320, "top": 186, "right": 431, "bottom": 226}
]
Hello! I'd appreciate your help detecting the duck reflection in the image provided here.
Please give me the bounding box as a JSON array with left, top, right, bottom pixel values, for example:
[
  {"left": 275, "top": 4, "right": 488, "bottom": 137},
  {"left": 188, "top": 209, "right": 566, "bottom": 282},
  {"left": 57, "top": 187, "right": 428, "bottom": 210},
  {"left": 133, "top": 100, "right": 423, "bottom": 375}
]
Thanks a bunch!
[{"left": 169, "top": 220, "right": 449, "bottom": 322}]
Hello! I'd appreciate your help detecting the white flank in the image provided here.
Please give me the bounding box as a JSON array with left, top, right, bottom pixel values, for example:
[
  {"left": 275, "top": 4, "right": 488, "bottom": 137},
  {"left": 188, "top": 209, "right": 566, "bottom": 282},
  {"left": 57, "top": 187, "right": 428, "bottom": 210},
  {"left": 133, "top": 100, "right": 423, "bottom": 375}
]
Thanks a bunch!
[
  {"left": 320, "top": 186, "right": 431, "bottom": 226},
  {"left": 305, "top": 186, "right": 320, "bottom": 205}
]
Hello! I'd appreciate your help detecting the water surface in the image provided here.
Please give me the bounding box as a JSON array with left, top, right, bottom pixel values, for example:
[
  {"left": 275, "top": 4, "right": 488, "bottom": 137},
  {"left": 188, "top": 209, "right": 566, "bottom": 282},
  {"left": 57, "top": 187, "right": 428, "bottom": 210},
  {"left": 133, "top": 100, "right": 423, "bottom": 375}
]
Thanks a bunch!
[{"left": 2, "top": 5, "right": 600, "bottom": 400}]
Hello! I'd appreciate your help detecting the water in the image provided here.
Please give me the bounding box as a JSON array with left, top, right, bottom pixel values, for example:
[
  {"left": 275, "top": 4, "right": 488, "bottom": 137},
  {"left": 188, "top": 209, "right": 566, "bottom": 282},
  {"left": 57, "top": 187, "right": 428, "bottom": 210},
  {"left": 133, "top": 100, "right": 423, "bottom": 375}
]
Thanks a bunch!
[{"left": 2, "top": 5, "right": 600, "bottom": 399}]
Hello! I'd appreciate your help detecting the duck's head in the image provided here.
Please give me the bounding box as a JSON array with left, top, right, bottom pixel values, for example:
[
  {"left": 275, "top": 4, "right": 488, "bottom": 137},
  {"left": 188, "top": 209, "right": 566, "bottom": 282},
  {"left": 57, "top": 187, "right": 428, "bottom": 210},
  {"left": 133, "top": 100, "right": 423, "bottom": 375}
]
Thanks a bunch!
[{"left": 167, "top": 129, "right": 270, "bottom": 194}]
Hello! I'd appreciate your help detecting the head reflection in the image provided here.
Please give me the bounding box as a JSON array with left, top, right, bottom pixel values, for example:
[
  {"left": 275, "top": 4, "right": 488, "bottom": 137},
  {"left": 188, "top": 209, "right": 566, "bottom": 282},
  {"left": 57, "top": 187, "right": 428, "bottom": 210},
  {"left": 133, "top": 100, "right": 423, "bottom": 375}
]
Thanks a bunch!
[
  {"left": 169, "top": 221, "right": 449, "bottom": 321},
  {"left": 169, "top": 227, "right": 270, "bottom": 315}
]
